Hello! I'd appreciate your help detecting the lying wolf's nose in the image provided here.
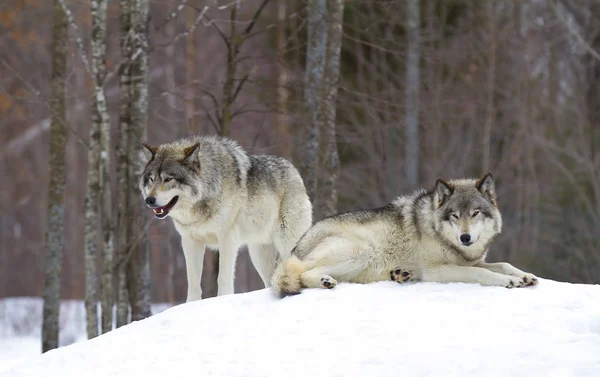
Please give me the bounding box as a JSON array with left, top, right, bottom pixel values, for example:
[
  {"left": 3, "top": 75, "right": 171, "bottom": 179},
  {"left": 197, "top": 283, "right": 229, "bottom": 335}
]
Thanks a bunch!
[
  {"left": 145, "top": 196, "right": 156, "bottom": 206},
  {"left": 460, "top": 233, "right": 471, "bottom": 244}
]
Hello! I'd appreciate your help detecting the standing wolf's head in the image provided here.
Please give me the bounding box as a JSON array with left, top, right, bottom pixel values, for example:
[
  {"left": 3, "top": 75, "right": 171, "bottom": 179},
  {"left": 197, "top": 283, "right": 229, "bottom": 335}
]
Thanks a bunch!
[
  {"left": 432, "top": 173, "right": 502, "bottom": 252},
  {"left": 138, "top": 142, "right": 202, "bottom": 220}
]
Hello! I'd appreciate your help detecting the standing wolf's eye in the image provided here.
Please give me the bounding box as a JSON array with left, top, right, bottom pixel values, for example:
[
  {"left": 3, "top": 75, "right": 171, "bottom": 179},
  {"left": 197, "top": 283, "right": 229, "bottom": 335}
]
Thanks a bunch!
[
  {"left": 164, "top": 177, "right": 173, "bottom": 183},
  {"left": 148, "top": 176, "right": 154, "bottom": 183},
  {"left": 472, "top": 210, "right": 480, "bottom": 217},
  {"left": 451, "top": 214, "right": 459, "bottom": 220}
]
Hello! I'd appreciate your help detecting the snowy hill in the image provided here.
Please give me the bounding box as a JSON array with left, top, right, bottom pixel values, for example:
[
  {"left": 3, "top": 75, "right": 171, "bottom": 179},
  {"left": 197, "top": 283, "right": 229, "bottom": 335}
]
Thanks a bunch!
[{"left": 1, "top": 279, "right": 600, "bottom": 377}]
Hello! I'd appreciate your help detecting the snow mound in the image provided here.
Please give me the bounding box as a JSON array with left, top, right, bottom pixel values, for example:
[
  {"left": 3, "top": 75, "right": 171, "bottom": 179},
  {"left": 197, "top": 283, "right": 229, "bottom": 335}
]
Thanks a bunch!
[{"left": 2, "top": 279, "right": 600, "bottom": 377}]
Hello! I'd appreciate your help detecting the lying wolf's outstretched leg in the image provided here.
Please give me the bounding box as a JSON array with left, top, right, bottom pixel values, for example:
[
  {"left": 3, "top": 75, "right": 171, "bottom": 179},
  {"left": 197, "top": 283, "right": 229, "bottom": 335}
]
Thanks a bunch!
[
  {"left": 476, "top": 262, "right": 539, "bottom": 286},
  {"left": 421, "top": 265, "right": 527, "bottom": 288},
  {"left": 300, "top": 268, "right": 338, "bottom": 290},
  {"left": 390, "top": 268, "right": 413, "bottom": 283}
]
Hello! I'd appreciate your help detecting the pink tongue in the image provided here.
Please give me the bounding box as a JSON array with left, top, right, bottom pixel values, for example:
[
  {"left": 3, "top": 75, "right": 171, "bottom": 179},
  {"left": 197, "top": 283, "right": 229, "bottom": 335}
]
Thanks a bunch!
[{"left": 153, "top": 207, "right": 166, "bottom": 215}]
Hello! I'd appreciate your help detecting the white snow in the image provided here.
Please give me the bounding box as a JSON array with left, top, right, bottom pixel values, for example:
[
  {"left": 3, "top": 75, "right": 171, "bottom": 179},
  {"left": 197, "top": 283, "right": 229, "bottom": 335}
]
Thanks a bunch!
[{"left": 2, "top": 279, "right": 600, "bottom": 377}]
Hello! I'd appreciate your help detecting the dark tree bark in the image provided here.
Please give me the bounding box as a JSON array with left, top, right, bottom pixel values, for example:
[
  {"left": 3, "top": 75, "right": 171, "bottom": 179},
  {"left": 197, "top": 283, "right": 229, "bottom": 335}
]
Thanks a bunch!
[
  {"left": 41, "top": 0, "right": 68, "bottom": 353},
  {"left": 115, "top": 0, "right": 132, "bottom": 328},
  {"left": 319, "top": 0, "right": 344, "bottom": 218},
  {"left": 404, "top": 0, "right": 420, "bottom": 191},
  {"left": 302, "top": 0, "right": 327, "bottom": 208},
  {"left": 127, "top": 0, "right": 152, "bottom": 321}
]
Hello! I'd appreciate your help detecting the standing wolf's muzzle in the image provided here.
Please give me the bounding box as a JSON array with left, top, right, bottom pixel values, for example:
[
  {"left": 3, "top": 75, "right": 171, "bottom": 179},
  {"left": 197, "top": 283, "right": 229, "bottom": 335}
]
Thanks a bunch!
[{"left": 145, "top": 195, "right": 179, "bottom": 219}]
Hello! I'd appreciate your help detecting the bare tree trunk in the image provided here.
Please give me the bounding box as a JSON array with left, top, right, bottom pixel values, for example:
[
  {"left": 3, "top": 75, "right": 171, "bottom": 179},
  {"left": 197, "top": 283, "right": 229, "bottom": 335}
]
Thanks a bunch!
[
  {"left": 482, "top": 0, "right": 496, "bottom": 174},
  {"left": 115, "top": 0, "right": 132, "bottom": 328},
  {"left": 127, "top": 0, "right": 152, "bottom": 321},
  {"left": 275, "top": 0, "right": 291, "bottom": 158},
  {"left": 163, "top": 16, "right": 177, "bottom": 305},
  {"left": 185, "top": 5, "right": 198, "bottom": 133},
  {"left": 42, "top": 0, "right": 68, "bottom": 353},
  {"left": 320, "top": 0, "right": 344, "bottom": 218},
  {"left": 303, "top": 0, "right": 327, "bottom": 213},
  {"left": 84, "top": 0, "right": 112, "bottom": 339},
  {"left": 404, "top": 0, "right": 420, "bottom": 191},
  {"left": 91, "top": 0, "right": 115, "bottom": 335}
]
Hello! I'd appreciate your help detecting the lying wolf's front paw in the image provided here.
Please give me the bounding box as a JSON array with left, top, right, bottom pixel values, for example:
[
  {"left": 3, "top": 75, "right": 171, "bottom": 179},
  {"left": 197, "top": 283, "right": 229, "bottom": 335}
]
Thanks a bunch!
[
  {"left": 505, "top": 276, "right": 525, "bottom": 289},
  {"left": 320, "top": 276, "right": 337, "bottom": 289},
  {"left": 521, "top": 273, "right": 538, "bottom": 287},
  {"left": 390, "top": 268, "right": 413, "bottom": 283}
]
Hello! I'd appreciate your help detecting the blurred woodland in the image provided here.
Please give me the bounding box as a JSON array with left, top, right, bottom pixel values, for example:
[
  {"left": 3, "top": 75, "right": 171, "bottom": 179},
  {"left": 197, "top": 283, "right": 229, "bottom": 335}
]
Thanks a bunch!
[{"left": 1, "top": 0, "right": 600, "bottom": 349}]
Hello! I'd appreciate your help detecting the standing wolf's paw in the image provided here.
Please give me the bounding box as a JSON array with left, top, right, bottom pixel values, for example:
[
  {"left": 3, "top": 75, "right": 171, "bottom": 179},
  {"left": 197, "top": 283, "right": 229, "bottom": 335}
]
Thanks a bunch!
[
  {"left": 390, "top": 268, "right": 413, "bottom": 283},
  {"left": 521, "top": 273, "right": 539, "bottom": 287},
  {"left": 505, "top": 275, "right": 525, "bottom": 289},
  {"left": 320, "top": 276, "right": 337, "bottom": 289}
]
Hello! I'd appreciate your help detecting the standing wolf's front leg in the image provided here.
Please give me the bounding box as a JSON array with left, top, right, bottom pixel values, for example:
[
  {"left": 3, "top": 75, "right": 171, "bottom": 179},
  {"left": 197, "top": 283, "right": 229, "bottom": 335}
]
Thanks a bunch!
[
  {"left": 476, "top": 262, "right": 539, "bottom": 286},
  {"left": 421, "top": 265, "right": 526, "bottom": 288},
  {"left": 181, "top": 236, "right": 206, "bottom": 302},
  {"left": 217, "top": 236, "right": 241, "bottom": 296}
]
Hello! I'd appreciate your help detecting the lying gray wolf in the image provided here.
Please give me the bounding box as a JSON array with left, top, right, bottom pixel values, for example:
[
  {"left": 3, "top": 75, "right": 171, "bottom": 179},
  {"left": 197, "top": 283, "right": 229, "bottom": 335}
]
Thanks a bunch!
[
  {"left": 139, "top": 135, "right": 312, "bottom": 301},
  {"left": 271, "top": 173, "right": 538, "bottom": 297}
]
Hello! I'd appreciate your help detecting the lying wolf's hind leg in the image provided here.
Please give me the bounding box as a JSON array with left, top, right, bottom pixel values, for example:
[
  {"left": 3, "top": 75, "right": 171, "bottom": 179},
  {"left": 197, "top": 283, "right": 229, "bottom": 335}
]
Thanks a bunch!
[
  {"left": 390, "top": 268, "right": 413, "bottom": 283},
  {"left": 300, "top": 269, "right": 338, "bottom": 290}
]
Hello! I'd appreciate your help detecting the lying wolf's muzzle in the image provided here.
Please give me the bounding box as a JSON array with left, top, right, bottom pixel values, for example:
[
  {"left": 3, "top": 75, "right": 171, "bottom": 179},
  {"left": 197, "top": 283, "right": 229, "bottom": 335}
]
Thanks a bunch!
[{"left": 145, "top": 196, "right": 179, "bottom": 219}]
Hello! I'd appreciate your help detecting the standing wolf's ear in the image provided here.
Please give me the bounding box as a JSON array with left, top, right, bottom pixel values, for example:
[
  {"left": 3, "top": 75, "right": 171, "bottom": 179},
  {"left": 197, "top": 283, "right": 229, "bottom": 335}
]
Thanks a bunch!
[
  {"left": 476, "top": 172, "right": 497, "bottom": 206},
  {"left": 435, "top": 179, "right": 454, "bottom": 208},
  {"left": 141, "top": 143, "right": 157, "bottom": 160},
  {"left": 181, "top": 142, "right": 200, "bottom": 166}
]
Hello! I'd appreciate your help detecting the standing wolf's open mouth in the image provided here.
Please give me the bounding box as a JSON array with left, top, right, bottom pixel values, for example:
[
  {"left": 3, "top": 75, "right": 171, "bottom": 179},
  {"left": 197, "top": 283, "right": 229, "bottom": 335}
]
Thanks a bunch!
[{"left": 152, "top": 196, "right": 179, "bottom": 219}]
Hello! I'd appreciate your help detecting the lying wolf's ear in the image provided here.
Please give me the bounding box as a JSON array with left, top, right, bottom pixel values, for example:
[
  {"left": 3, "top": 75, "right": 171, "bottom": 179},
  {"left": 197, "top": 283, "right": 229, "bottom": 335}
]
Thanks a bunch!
[
  {"left": 476, "top": 172, "right": 497, "bottom": 206},
  {"left": 435, "top": 179, "right": 454, "bottom": 207},
  {"left": 141, "top": 143, "right": 157, "bottom": 160},
  {"left": 181, "top": 142, "right": 200, "bottom": 165}
]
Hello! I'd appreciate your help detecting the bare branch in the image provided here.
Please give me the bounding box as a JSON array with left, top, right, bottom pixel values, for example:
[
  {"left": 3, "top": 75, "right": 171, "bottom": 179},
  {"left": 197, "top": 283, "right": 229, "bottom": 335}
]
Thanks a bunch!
[
  {"left": 57, "top": 0, "right": 91, "bottom": 74},
  {"left": 155, "top": 0, "right": 188, "bottom": 31}
]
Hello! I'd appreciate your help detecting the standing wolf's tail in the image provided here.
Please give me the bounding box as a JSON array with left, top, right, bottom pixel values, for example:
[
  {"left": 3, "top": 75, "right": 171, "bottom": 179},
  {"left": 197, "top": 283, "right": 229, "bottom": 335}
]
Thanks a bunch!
[{"left": 271, "top": 255, "right": 307, "bottom": 298}]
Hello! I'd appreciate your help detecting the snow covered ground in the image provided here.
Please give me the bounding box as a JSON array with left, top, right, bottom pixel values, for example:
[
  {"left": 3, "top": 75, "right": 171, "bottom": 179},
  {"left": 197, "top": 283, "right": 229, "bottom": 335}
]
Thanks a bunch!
[
  {"left": 0, "top": 298, "right": 171, "bottom": 374},
  {"left": 1, "top": 279, "right": 599, "bottom": 377}
]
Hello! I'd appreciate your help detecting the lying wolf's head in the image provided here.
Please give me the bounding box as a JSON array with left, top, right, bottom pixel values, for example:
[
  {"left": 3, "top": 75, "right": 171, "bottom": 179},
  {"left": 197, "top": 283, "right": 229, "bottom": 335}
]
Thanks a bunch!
[
  {"left": 432, "top": 173, "right": 502, "bottom": 251},
  {"left": 139, "top": 142, "right": 202, "bottom": 220}
]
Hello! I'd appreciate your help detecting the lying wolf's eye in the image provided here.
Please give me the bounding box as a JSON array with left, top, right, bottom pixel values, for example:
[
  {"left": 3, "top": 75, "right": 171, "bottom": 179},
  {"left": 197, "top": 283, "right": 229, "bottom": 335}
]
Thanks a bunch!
[
  {"left": 451, "top": 214, "right": 459, "bottom": 220},
  {"left": 164, "top": 177, "right": 173, "bottom": 183},
  {"left": 472, "top": 211, "right": 480, "bottom": 217},
  {"left": 148, "top": 176, "right": 154, "bottom": 183}
]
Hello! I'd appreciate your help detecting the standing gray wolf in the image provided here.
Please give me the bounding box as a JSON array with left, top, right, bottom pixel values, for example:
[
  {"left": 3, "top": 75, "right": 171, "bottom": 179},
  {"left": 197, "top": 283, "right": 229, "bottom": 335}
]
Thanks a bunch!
[
  {"left": 139, "top": 135, "right": 312, "bottom": 301},
  {"left": 271, "top": 173, "right": 538, "bottom": 297}
]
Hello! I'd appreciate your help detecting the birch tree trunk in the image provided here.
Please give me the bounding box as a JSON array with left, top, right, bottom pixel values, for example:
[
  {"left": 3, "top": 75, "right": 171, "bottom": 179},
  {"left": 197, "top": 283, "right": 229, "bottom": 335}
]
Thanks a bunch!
[
  {"left": 115, "top": 0, "right": 132, "bottom": 328},
  {"left": 127, "top": 0, "right": 152, "bottom": 321},
  {"left": 42, "top": 0, "right": 68, "bottom": 353},
  {"left": 84, "top": 0, "right": 112, "bottom": 340},
  {"left": 90, "top": 0, "right": 115, "bottom": 334},
  {"left": 319, "top": 0, "right": 344, "bottom": 218},
  {"left": 404, "top": 0, "right": 420, "bottom": 191},
  {"left": 303, "top": 0, "right": 328, "bottom": 211}
]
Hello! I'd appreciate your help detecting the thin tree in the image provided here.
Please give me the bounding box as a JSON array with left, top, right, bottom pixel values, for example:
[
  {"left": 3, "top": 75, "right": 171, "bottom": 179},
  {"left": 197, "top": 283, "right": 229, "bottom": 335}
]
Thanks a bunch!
[
  {"left": 92, "top": 0, "right": 115, "bottom": 335},
  {"left": 127, "top": 0, "right": 152, "bottom": 321},
  {"left": 198, "top": 0, "right": 270, "bottom": 297},
  {"left": 115, "top": 0, "right": 132, "bottom": 328},
  {"left": 319, "top": 0, "right": 344, "bottom": 218},
  {"left": 83, "top": 0, "right": 111, "bottom": 339},
  {"left": 404, "top": 0, "right": 420, "bottom": 192},
  {"left": 41, "top": 0, "right": 68, "bottom": 352},
  {"left": 302, "top": 0, "right": 327, "bottom": 208}
]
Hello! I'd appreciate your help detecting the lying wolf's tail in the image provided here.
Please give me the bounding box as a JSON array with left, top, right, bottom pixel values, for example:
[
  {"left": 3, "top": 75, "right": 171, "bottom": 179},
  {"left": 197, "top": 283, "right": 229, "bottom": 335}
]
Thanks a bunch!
[{"left": 271, "top": 255, "right": 306, "bottom": 298}]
